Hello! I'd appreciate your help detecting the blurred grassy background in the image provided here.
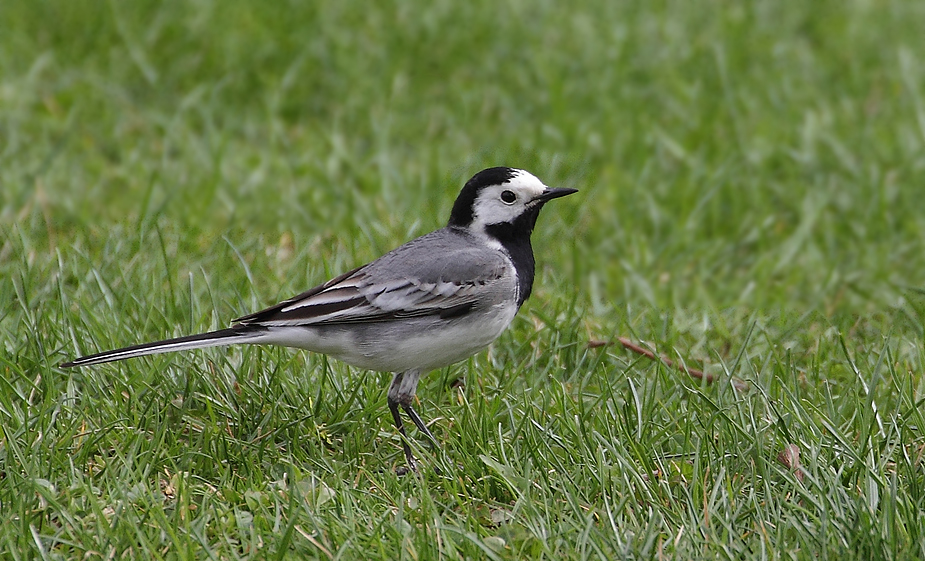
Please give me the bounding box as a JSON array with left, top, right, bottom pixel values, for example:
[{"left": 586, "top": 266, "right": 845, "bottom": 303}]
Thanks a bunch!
[
  {"left": 2, "top": 0, "right": 925, "bottom": 558},
  {"left": 5, "top": 0, "right": 924, "bottom": 313}
]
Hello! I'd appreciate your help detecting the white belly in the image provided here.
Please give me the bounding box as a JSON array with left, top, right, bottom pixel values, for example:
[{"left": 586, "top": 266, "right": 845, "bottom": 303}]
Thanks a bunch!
[{"left": 255, "top": 301, "right": 519, "bottom": 373}]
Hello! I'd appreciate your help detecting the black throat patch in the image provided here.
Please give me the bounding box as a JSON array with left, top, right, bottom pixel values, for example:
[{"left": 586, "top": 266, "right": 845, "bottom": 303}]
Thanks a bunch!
[{"left": 485, "top": 206, "right": 542, "bottom": 307}]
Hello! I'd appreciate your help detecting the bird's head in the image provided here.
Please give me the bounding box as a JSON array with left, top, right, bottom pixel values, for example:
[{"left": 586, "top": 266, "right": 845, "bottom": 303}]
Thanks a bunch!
[{"left": 448, "top": 167, "right": 577, "bottom": 237}]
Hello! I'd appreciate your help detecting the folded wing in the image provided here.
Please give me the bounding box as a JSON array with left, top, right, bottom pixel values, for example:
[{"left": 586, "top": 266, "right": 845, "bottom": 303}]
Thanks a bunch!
[{"left": 233, "top": 229, "right": 510, "bottom": 327}]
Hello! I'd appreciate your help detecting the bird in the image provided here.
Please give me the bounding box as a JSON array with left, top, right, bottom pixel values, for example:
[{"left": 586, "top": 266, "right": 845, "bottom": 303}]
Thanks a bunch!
[{"left": 62, "top": 167, "right": 577, "bottom": 471}]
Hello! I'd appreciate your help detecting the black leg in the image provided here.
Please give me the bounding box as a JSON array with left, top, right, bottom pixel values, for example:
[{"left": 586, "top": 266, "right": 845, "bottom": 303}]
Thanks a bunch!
[
  {"left": 403, "top": 403, "right": 439, "bottom": 447},
  {"left": 388, "top": 370, "right": 437, "bottom": 473},
  {"left": 389, "top": 397, "right": 417, "bottom": 473}
]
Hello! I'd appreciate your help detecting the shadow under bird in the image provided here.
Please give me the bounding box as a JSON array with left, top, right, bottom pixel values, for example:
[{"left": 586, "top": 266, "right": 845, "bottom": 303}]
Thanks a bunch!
[{"left": 62, "top": 167, "right": 577, "bottom": 471}]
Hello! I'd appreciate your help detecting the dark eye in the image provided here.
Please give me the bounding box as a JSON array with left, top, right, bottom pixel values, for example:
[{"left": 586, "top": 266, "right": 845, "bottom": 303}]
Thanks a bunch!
[{"left": 500, "top": 190, "right": 516, "bottom": 204}]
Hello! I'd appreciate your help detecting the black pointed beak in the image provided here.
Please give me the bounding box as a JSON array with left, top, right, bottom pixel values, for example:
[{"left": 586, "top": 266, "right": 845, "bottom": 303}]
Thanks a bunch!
[{"left": 533, "top": 187, "right": 578, "bottom": 204}]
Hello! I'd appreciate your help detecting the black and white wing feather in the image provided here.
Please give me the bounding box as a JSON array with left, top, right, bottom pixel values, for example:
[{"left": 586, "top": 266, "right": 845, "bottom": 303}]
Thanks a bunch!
[{"left": 233, "top": 228, "right": 513, "bottom": 328}]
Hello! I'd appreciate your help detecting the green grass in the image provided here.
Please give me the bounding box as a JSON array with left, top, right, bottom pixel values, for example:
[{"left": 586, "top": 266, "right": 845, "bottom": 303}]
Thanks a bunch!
[{"left": 3, "top": 0, "right": 925, "bottom": 558}]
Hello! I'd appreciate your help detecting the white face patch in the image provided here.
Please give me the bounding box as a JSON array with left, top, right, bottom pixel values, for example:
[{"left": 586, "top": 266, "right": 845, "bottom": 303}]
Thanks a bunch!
[{"left": 469, "top": 170, "right": 548, "bottom": 232}]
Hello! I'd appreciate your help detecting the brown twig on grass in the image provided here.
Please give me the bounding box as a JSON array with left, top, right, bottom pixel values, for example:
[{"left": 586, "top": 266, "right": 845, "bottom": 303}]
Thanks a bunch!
[
  {"left": 613, "top": 337, "right": 748, "bottom": 391},
  {"left": 616, "top": 337, "right": 714, "bottom": 382}
]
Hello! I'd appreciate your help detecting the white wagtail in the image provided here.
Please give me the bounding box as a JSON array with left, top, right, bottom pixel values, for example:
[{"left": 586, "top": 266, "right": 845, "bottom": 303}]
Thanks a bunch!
[{"left": 62, "top": 167, "right": 577, "bottom": 470}]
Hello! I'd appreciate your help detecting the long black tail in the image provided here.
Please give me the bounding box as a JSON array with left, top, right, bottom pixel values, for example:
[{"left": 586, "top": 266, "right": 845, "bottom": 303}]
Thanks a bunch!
[{"left": 61, "top": 325, "right": 269, "bottom": 368}]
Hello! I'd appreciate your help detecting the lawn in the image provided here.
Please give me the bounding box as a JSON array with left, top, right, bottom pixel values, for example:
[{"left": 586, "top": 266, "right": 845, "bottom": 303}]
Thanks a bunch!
[{"left": 2, "top": 0, "right": 925, "bottom": 558}]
